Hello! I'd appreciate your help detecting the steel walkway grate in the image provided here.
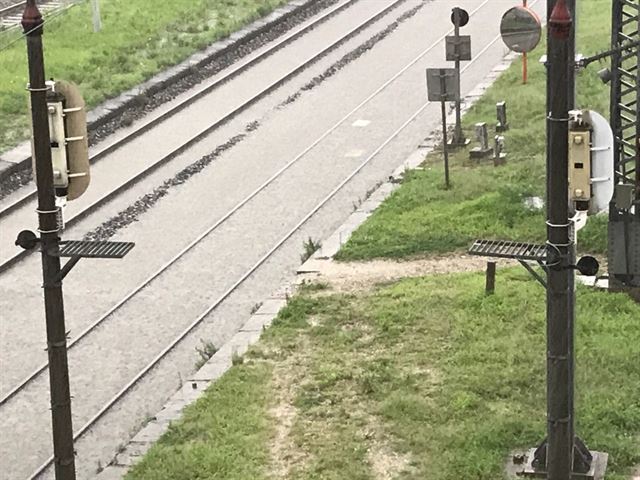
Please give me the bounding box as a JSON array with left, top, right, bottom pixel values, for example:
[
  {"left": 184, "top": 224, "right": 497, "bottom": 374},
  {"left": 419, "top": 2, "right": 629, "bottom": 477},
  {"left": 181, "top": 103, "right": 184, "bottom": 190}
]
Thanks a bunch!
[
  {"left": 468, "top": 239, "right": 547, "bottom": 261},
  {"left": 58, "top": 241, "right": 135, "bottom": 259}
]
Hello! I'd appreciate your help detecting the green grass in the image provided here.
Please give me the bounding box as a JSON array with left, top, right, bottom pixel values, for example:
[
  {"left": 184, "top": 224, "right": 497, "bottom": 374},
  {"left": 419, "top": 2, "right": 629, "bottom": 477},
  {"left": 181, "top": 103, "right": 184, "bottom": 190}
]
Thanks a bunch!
[
  {"left": 336, "top": 0, "right": 613, "bottom": 261},
  {"left": 126, "top": 272, "right": 640, "bottom": 479},
  {"left": 126, "top": 363, "right": 274, "bottom": 480},
  {"left": 0, "top": 0, "right": 288, "bottom": 152}
]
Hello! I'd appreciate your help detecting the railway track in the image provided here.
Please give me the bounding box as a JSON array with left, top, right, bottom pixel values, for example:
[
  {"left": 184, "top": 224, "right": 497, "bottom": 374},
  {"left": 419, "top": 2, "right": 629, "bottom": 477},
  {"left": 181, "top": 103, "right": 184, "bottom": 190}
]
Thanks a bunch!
[
  {"left": 0, "top": 0, "right": 395, "bottom": 274},
  {"left": 1, "top": 0, "right": 421, "bottom": 413},
  {"left": 0, "top": 0, "right": 538, "bottom": 475},
  {"left": 0, "top": 0, "right": 402, "bottom": 273},
  {"left": 0, "top": 0, "right": 65, "bottom": 30}
]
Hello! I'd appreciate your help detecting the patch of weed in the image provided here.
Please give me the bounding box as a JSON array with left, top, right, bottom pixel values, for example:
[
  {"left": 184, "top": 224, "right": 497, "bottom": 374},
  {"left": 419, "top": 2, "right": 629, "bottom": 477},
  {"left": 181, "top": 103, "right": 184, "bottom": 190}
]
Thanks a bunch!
[
  {"left": 300, "top": 237, "right": 322, "bottom": 263},
  {"left": 194, "top": 339, "right": 217, "bottom": 370}
]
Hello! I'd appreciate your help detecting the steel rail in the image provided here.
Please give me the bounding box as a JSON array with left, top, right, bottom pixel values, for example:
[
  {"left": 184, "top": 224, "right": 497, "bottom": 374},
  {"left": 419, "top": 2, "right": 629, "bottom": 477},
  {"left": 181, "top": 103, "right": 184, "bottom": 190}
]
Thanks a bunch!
[
  {"left": 0, "top": 1, "right": 25, "bottom": 17},
  {"left": 0, "top": 0, "right": 355, "bottom": 219},
  {"left": 0, "top": 0, "right": 411, "bottom": 406},
  {"left": 0, "top": 0, "right": 64, "bottom": 17},
  {"left": 25, "top": 3, "right": 513, "bottom": 477},
  {"left": 0, "top": 0, "right": 403, "bottom": 275},
  {"left": 0, "top": 0, "right": 65, "bottom": 28}
]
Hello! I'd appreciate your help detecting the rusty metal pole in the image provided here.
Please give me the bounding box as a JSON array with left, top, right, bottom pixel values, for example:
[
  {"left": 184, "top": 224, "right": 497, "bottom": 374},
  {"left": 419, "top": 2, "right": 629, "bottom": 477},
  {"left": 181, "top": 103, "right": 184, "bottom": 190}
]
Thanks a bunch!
[
  {"left": 22, "top": 1, "right": 77, "bottom": 478},
  {"left": 546, "top": 1, "right": 574, "bottom": 478},
  {"left": 565, "top": 0, "right": 577, "bottom": 467}
]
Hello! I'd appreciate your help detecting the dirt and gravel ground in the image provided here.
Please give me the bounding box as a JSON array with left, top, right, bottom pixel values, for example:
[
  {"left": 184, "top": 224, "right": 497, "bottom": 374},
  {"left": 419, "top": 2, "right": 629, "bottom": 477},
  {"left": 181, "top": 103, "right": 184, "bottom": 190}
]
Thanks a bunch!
[{"left": 299, "top": 255, "right": 516, "bottom": 293}]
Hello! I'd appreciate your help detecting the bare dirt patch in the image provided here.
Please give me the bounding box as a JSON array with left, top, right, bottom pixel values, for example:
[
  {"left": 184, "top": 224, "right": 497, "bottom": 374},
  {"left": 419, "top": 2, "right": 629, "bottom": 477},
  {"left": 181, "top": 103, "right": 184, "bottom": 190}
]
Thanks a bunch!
[
  {"left": 267, "top": 346, "right": 311, "bottom": 479},
  {"left": 367, "top": 439, "right": 412, "bottom": 480},
  {"left": 299, "top": 255, "right": 515, "bottom": 292}
]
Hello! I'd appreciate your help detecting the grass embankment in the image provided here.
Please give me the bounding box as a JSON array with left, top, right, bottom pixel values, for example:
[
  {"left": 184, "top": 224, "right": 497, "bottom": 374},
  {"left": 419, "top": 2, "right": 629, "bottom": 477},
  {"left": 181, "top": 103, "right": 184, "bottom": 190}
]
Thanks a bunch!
[
  {"left": 127, "top": 272, "right": 640, "bottom": 480},
  {"left": 0, "top": 0, "right": 288, "bottom": 152},
  {"left": 336, "top": 0, "right": 611, "bottom": 262}
]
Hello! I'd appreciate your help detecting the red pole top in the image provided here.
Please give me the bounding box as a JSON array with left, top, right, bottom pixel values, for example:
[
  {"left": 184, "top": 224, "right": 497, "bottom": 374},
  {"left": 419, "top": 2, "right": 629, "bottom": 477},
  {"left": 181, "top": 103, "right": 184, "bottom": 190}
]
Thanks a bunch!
[
  {"left": 22, "top": 0, "right": 43, "bottom": 36},
  {"left": 549, "top": 0, "right": 572, "bottom": 40}
]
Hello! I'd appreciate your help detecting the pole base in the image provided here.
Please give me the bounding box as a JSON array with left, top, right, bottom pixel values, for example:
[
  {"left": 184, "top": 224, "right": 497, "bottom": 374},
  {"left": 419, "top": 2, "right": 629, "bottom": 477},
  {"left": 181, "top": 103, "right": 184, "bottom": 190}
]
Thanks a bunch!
[
  {"left": 448, "top": 137, "right": 470, "bottom": 148},
  {"left": 469, "top": 147, "right": 493, "bottom": 159},
  {"left": 510, "top": 448, "right": 608, "bottom": 479},
  {"left": 494, "top": 153, "right": 507, "bottom": 166}
]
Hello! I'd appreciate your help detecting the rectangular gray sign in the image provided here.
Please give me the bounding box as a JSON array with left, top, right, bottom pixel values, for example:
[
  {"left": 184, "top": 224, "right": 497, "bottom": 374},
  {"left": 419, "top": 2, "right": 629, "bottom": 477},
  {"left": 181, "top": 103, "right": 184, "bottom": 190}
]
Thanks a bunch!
[
  {"left": 426, "top": 68, "right": 459, "bottom": 102},
  {"left": 445, "top": 35, "right": 472, "bottom": 61}
]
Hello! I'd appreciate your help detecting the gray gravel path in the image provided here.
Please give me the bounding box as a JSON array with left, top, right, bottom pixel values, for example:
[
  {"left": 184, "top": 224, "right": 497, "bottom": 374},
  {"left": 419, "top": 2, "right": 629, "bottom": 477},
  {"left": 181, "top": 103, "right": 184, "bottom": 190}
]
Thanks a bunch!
[{"left": 0, "top": 0, "right": 548, "bottom": 478}]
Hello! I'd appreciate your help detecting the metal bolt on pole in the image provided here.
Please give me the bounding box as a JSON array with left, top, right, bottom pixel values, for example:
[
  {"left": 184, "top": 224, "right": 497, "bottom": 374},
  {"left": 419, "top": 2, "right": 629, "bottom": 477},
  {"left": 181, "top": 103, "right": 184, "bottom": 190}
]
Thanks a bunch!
[{"left": 22, "top": 1, "right": 77, "bottom": 479}]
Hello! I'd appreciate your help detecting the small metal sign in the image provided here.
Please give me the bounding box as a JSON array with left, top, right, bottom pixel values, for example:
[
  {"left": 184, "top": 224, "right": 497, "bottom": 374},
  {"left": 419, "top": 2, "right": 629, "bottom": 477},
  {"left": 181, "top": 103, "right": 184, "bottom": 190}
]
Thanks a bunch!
[
  {"left": 445, "top": 35, "right": 471, "bottom": 61},
  {"left": 426, "top": 68, "right": 459, "bottom": 102}
]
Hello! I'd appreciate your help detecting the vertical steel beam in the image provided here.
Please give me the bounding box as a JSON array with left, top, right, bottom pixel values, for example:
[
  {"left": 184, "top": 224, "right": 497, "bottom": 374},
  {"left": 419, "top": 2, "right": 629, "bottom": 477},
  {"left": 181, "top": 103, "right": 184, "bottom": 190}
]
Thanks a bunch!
[
  {"left": 608, "top": 0, "right": 639, "bottom": 288},
  {"left": 636, "top": 8, "right": 640, "bottom": 216}
]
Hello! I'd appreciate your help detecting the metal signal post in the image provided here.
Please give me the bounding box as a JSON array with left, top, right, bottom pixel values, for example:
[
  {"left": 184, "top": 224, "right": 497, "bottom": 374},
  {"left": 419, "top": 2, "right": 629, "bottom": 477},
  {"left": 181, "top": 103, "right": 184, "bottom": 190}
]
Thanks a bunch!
[
  {"left": 449, "top": 7, "right": 469, "bottom": 147},
  {"left": 545, "top": 1, "right": 575, "bottom": 476},
  {"left": 525, "top": 1, "right": 606, "bottom": 478},
  {"left": 22, "top": 1, "right": 77, "bottom": 478},
  {"left": 426, "top": 68, "right": 459, "bottom": 190}
]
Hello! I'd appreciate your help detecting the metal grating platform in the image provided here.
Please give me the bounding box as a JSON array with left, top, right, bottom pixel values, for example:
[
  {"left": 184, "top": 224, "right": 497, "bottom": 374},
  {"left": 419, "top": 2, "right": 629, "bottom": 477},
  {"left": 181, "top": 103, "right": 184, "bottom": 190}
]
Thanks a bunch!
[
  {"left": 468, "top": 239, "right": 547, "bottom": 262},
  {"left": 58, "top": 241, "right": 135, "bottom": 259}
]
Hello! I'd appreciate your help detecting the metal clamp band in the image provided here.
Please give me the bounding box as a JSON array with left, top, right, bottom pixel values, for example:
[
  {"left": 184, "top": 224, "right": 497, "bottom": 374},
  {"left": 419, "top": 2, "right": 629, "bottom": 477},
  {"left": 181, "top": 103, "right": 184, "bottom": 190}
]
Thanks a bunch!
[
  {"left": 36, "top": 208, "right": 59, "bottom": 214},
  {"left": 545, "top": 242, "right": 564, "bottom": 267},
  {"left": 25, "top": 86, "right": 51, "bottom": 92},
  {"left": 547, "top": 240, "right": 574, "bottom": 248},
  {"left": 38, "top": 227, "right": 60, "bottom": 234},
  {"left": 547, "top": 353, "right": 568, "bottom": 361},
  {"left": 546, "top": 221, "right": 573, "bottom": 228},
  {"left": 547, "top": 115, "right": 570, "bottom": 122},
  {"left": 47, "top": 340, "right": 67, "bottom": 348}
]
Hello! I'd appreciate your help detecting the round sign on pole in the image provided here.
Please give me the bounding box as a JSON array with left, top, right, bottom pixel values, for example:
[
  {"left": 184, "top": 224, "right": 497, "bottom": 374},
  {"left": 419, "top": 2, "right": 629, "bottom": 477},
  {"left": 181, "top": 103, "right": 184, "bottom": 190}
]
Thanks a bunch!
[
  {"left": 451, "top": 7, "right": 469, "bottom": 27},
  {"left": 500, "top": 6, "right": 542, "bottom": 53}
]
